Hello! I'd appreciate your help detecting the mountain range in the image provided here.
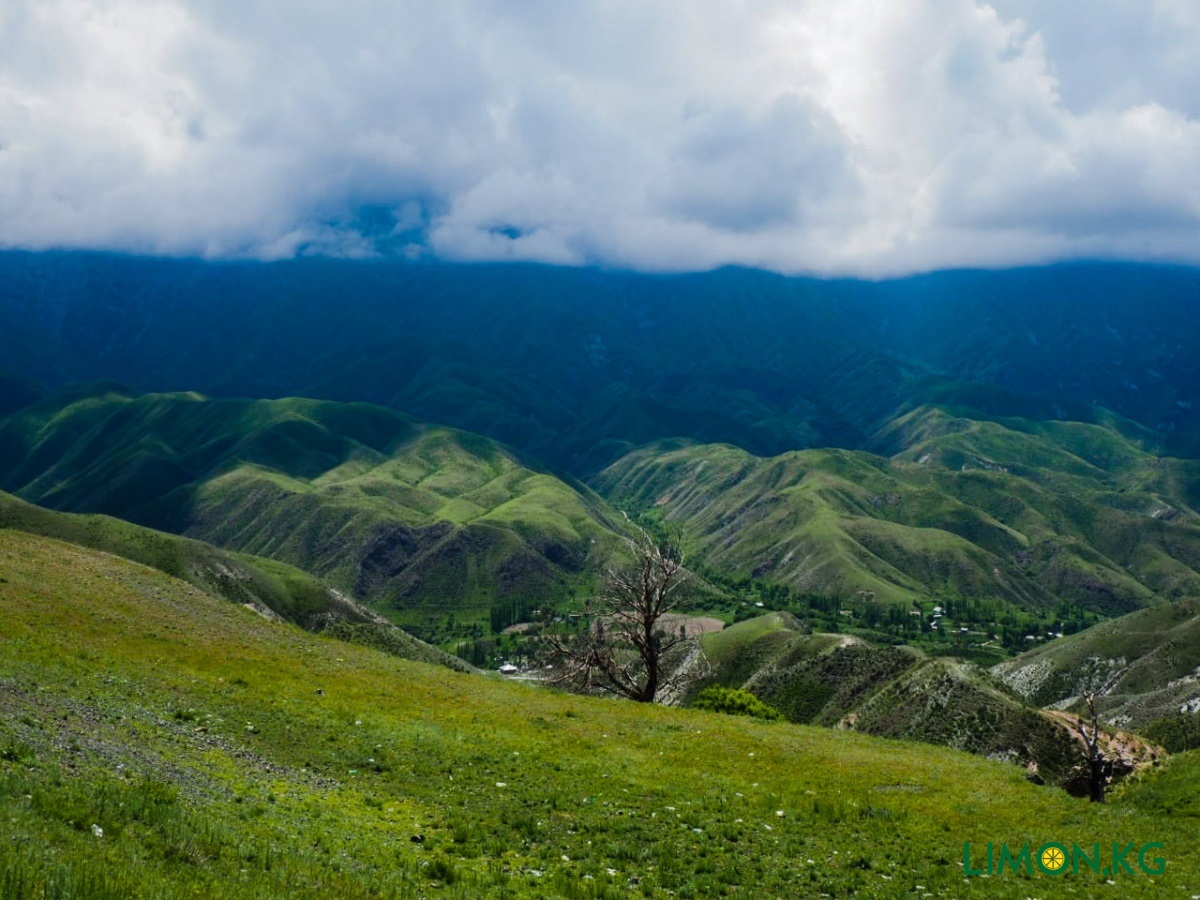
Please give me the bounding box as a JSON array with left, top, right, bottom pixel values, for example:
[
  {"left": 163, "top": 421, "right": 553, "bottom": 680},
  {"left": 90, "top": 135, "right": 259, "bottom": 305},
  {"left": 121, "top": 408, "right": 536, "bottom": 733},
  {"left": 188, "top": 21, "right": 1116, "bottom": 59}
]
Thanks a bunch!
[
  {"left": 3, "top": 253, "right": 1200, "bottom": 474},
  {"left": 3, "top": 252, "right": 1200, "bottom": 766}
]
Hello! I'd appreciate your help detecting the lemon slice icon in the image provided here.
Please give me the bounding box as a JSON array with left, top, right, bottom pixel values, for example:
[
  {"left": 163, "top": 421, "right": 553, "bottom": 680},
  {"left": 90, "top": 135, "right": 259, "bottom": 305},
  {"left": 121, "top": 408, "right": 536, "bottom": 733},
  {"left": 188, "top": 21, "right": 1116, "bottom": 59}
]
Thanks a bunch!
[{"left": 1040, "top": 845, "right": 1066, "bottom": 872}]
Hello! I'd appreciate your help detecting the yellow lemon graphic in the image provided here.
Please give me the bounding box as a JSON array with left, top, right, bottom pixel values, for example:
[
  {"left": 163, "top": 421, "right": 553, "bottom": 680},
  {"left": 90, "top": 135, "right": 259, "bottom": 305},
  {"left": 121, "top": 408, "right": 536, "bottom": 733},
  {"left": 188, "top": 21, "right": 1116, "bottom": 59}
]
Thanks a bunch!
[{"left": 1040, "top": 845, "right": 1066, "bottom": 872}]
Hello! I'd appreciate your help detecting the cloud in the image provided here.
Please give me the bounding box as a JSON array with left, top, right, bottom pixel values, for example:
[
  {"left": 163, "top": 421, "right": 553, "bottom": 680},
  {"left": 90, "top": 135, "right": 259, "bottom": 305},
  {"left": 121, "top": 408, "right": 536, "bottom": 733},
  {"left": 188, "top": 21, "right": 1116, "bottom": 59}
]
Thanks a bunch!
[{"left": 1, "top": 0, "right": 1199, "bottom": 275}]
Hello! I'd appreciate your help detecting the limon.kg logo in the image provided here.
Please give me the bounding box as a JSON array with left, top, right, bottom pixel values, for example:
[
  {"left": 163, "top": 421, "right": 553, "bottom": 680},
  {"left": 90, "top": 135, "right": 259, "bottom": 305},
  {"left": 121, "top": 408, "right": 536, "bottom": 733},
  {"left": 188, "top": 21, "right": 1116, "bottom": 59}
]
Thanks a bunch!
[{"left": 963, "top": 841, "right": 1165, "bottom": 878}]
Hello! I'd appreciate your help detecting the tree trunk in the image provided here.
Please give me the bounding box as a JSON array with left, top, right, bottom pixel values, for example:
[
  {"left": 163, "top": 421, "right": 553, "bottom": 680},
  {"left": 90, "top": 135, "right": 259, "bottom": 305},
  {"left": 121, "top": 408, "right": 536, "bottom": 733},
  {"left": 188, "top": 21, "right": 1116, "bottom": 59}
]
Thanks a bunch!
[
  {"left": 1089, "top": 753, "right": 1113, "bottom": 801},
  {"left": 637, "top": 647, "right": 658, "bottom": 703}
]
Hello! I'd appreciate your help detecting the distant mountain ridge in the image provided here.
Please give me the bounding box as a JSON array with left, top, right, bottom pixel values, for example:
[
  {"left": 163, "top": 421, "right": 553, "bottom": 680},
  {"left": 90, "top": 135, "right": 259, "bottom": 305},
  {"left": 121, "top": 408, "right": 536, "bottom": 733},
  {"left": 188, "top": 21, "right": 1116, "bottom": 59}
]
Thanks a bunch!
[{"left": 2, "top": 252, "right": 1199, "bottom": 474}]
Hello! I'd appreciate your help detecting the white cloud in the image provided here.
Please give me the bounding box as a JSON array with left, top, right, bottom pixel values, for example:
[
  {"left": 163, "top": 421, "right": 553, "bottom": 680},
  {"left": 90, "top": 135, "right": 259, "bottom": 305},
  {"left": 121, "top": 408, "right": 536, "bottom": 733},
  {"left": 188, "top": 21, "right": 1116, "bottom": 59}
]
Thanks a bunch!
[{"left": 1, "top": 0, "right": 1199, "bottom": 275}]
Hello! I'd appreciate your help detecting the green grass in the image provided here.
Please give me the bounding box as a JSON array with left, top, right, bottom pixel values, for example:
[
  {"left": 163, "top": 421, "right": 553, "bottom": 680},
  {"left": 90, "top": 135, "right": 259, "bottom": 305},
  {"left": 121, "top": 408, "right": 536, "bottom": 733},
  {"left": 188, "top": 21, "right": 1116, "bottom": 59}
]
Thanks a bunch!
[
  {"left": 0, "top": 490, "right": 358, "bottom": 623},
  {"left": 2, "top": 529, "right": 1199, "bottom": 897},
  {"left": 0, "top": 491, "right": 470, "bottom": 671},
  {"left": 695, "top": 615, "right": 1101, "bottom": 790}
]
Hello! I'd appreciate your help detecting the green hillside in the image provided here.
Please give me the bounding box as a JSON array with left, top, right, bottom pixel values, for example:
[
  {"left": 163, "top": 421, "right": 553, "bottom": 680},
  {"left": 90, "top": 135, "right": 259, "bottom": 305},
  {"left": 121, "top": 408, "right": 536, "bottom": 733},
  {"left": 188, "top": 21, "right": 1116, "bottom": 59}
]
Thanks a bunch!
[
  {"left": 692, "top": 614, "right": 1155, "bottom": 793},
  {"left": 993, "top": 599, "right": 1200, "bottom": 730},
  {"left": 2, "top": 529, "right": 1197, "bottom": 897},
  {"left": 0, "top": 491, "right": 468, "bottom": 671},
  {"left": 0, "top": 386, "right": 628, "bottom": 629},
  {"left": 0, "top": 490, "right": 375, "bottom": 628},
  {"left": 596, "top": 409, "right": 1200, "bottom": 616}
]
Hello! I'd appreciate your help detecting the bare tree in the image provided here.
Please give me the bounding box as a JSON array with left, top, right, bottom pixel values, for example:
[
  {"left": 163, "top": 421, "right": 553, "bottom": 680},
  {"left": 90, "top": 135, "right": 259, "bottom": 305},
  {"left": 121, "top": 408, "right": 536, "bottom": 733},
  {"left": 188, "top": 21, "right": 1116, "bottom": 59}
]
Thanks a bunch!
[
  {"left": 1073, "top": 658, "right": 1126, "bottom": 803},
  {"left": 540, "top": 529, "right": 697, "bottom": 703}
]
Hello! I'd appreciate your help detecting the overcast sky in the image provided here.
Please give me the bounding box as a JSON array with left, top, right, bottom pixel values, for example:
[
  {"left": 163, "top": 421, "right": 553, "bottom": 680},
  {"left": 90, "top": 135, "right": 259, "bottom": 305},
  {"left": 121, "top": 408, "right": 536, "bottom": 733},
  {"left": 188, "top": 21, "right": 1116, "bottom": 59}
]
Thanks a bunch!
[{"left": 2, "top": 1, "right": 1199, "bottom": 276}]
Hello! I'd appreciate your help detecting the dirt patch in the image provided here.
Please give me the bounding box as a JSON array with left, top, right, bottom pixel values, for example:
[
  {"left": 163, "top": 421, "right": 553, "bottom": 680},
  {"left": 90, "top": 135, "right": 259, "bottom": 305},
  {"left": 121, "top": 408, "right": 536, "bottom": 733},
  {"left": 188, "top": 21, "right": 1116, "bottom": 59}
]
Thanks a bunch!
[{"left": 659, "top": 615, "right": 726, "bottom": 638}]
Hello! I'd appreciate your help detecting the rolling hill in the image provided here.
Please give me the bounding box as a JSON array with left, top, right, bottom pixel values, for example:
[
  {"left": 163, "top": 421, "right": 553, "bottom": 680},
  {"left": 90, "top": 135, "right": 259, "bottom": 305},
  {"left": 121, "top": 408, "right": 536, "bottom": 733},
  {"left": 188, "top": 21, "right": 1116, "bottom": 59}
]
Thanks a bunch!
[
  {"left": 0, "top": 386, "right": 629, "bottom": 628},
  {"left": 0, "top": 490, "right": 467, "bottom": 671},
  {"left": 688, "top": 613, "right": 1159, "bottom": 794},
  {"left": 596, "top": 408, "right": 1200, "bottom": 615},
  {"left": 2, "top": 528, "right": 1196, "bottom": 897}
]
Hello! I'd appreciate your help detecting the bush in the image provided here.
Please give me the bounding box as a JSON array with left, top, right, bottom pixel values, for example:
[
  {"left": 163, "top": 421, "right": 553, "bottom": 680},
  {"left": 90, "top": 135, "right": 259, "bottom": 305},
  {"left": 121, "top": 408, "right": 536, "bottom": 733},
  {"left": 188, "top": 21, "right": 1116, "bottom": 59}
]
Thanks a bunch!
[
  {"left": 691, "top": 687, "right": 782, "bottom": 721},
  {"left": 1143, "top": 712, "right": 1200, "bottom": 753}
]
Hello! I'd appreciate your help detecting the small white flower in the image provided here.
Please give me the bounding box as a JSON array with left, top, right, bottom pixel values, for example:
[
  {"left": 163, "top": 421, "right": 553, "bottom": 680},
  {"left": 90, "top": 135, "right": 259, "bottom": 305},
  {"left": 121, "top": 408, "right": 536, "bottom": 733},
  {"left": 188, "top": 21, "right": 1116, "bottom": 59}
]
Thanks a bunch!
[
  {"left": 91, "top": 824, "right": 103, "bottom": 838},
  {"left": 496, "top": 782, "right": 507, "bottom": 788},
  {"left": 775, "top": 810, "right": 785, "bottom": 817},
  {"left": 561, "top": 855, "right": 570, "bottom": 862}
]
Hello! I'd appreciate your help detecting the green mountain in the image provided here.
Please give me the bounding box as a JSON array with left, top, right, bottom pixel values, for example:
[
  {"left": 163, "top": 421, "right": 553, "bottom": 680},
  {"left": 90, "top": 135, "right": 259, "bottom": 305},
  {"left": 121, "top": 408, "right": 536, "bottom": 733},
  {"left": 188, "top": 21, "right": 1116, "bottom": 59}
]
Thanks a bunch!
[
  {"left": 5, "top": 253, "right": 1200, "bottom": 475},
  {"left": 2, "top": 528, "right": 1196, "bottom": 897},
  {"left": 689, "top": 613, "right": 1158, "bottom": 793},
  {"left": 596, "top": 408, "right": 1200, "bottom": 615},
  {"left": 0, "top": 386, "right": 628, "bottom": 628}
]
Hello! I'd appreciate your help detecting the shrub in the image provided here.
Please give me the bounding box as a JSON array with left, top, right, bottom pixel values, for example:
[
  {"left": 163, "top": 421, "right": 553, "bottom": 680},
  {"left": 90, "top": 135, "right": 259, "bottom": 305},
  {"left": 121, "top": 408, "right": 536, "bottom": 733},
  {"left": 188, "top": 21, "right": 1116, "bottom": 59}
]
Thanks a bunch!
[{"left": 691, "top": 687, "right": 782, "bottom": 721}]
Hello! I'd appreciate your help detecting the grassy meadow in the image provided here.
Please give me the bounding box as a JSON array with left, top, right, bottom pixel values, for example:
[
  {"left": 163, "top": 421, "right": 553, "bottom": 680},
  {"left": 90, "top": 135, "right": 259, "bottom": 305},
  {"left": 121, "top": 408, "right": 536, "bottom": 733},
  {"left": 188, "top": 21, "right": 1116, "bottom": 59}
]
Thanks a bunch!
[{"left": 2, "top": 529, "right": 1198, "bottom": 898}]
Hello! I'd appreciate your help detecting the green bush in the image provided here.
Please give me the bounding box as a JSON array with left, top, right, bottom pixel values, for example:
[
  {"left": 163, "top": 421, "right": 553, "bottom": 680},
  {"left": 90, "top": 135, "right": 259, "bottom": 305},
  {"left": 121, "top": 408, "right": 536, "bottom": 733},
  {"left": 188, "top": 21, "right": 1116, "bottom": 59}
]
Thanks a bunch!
[
  {"left": 691, "top": 687, "right": 782, "bottom": 721},
  {"left": 1143, "top": 713, "right": 1200, "bottom": 753}
]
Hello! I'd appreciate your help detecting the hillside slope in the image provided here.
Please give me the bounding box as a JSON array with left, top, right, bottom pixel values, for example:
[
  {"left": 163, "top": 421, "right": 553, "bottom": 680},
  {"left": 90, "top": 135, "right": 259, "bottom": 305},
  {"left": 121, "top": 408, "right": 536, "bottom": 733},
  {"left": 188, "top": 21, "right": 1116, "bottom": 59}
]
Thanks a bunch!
[
  {"left": 0, "top": 386, "right": 628, "bottom": 626},
  {"left": 596, "top": 410, "right": 1200, "bottom": 614},
  {"left": 1, "top": 529, "right": 1195, "bottom": 897},
  {"left": 692, "top": 614, "right": 1159, "bottom": 793},
  {"left": 0, "top": 491, "right": 467, "bottom": 670},
  {"left": 993, "top": 599, "right": 1200, "bottom": 730}
]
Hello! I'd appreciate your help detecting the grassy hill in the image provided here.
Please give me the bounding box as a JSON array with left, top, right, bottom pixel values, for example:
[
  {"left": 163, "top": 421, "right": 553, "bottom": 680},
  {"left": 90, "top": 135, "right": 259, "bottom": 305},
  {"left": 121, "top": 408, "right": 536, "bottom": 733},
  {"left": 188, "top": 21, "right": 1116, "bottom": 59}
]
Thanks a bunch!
[
  {"left": 690, "top": 614, "right": 1157, "bottom": 793},
  {"left": 596, "top": 409, "right": 1200, "bottom": 616},
  {"left": 2, "top": 528, "right": 1197, "bottom": 897},
  {"left": 993, "top": 599, "right": 1200, "bottom": 732},
  {"left": 0, "top": 491, "right": 467, "bottom": 671},
  {"left": 0, "top": 386, "right": 628, "bottom": 630}
]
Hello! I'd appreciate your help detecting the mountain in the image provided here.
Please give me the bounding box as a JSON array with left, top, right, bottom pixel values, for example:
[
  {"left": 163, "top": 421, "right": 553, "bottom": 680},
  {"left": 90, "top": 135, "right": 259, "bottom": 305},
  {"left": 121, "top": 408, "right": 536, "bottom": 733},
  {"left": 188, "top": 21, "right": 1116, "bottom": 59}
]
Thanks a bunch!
[
  {"left": 2, "top": 527, "right": 1196, "bottom": 897},
  {"left": 0, "top": 490, "right": 466, "bottom": 670},
  {"left": 0, "top": 373, "right": 41, "bottom": 420},
  {"left": 0, "top": 385, "right": 628, "bottom": 629},
  {"left": 595, "top": 408, "right": 1200, "bottom": 615},
  {"left": 3, "top": 252, "right": 1200, "bottom": 475},
  {"left": 688, "top": 613, "right": 1159, "bottom": 793}
]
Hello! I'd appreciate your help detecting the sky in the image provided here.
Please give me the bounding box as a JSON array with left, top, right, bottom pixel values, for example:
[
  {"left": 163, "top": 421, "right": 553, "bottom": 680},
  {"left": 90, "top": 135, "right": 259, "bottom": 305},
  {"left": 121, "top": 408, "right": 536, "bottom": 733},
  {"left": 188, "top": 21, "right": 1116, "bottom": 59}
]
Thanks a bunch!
[{"left": 1, "top": 0, "right": 1199, "bottom": 277}]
